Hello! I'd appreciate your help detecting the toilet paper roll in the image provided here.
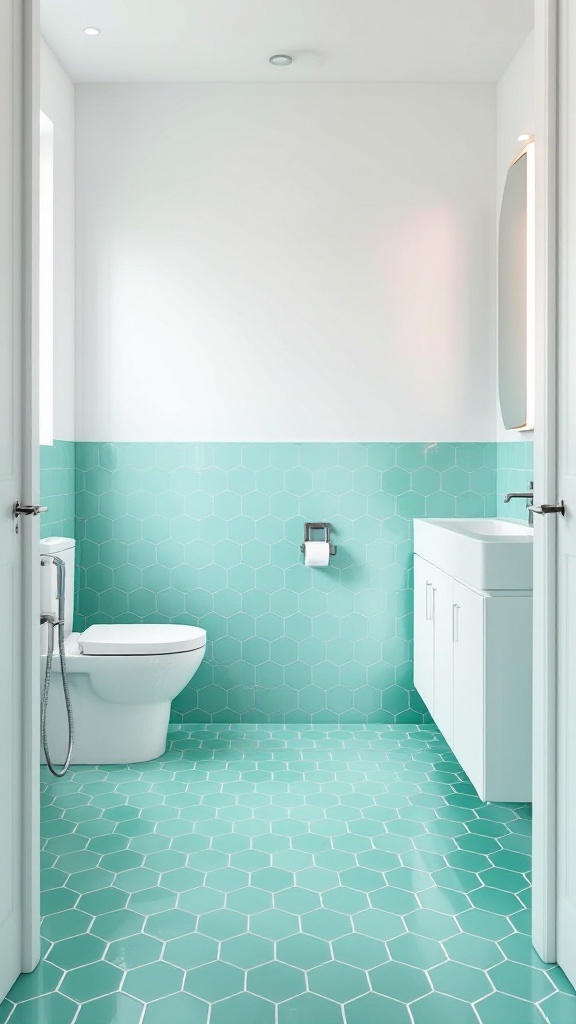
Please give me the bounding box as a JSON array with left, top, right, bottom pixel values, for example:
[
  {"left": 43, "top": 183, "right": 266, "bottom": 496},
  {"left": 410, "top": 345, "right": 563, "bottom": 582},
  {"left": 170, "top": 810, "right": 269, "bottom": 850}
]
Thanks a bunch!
[{"left": 304, "top": 541, "right": 330, "bottom": 567}]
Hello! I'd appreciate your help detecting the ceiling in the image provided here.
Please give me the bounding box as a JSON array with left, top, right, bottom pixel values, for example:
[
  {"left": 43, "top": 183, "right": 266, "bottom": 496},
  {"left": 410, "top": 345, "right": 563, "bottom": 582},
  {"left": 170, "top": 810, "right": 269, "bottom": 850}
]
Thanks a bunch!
[{"left": 41, "top": 0, "right": 533, "bottom": 84}]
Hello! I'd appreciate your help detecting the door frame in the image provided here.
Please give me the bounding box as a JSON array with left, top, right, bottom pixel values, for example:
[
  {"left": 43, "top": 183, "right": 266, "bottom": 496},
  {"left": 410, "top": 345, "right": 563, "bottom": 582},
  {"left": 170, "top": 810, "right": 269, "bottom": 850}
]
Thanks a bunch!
[
  {"left": 532, "top": 0, "right": 558, "bottom": 964},
  {"left": 19, "top": 0, "right": 41, "bottom": 973},
  {"left": 12, "top": 0, "right": 561, "bottom": 975}
]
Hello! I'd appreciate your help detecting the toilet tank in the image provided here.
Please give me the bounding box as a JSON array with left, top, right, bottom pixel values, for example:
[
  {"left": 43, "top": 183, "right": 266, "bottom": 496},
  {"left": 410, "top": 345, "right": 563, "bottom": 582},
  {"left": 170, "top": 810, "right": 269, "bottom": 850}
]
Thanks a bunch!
[{"left": 40, "top": 537, "right": 75, "bottom": 637}]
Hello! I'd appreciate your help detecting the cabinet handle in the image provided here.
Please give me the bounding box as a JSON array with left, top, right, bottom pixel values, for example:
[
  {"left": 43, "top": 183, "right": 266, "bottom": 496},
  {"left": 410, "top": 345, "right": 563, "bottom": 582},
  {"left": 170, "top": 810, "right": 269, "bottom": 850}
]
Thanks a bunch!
[
  {"left": 425, "top": 582, "right": 432, "bottom": 620},
  {"left": 452, "top": 603, "right": 460, "bottom": 643}
]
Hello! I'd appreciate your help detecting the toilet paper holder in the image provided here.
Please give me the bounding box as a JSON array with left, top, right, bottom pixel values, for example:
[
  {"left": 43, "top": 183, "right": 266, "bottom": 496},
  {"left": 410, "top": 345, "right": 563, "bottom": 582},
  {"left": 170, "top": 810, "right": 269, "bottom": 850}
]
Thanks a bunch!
[{"left": 300, "top": 522, "right": 336, "bottom": 556}]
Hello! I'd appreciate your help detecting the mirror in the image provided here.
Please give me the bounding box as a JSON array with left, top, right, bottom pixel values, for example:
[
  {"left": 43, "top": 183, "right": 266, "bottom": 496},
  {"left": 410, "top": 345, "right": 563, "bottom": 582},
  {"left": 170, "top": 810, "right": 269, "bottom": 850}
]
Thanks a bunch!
[{"left": 498, "top": 145, "right": 534, "bottom": 430}]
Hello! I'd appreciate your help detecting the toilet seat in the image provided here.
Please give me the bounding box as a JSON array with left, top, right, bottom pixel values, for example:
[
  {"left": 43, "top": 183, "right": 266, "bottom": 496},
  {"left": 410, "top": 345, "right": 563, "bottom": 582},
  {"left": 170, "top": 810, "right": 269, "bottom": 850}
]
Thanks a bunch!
[{"left": 78, "top": 623, "right": 207, "bottom": 656}]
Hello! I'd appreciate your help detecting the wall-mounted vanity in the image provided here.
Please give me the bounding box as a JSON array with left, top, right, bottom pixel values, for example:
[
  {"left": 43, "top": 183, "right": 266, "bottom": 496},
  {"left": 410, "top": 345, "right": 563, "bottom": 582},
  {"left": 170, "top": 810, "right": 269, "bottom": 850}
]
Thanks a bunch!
[{"left": 414, "top": 517, "right": 533, "bottom": 802}]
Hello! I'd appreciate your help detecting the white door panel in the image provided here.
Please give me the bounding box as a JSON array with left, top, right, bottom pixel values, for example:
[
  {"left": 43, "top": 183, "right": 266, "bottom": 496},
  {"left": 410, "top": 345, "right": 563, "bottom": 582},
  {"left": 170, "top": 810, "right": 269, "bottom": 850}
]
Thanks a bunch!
[
  {"left": 557, "top": 0, "right": 576, "bottom": 987},
  {"left": 0, "top": 0, "right": 23, "bottom": 999},
  {"left": 0, "top": 0, "right": 39, "bottom": 1000}
]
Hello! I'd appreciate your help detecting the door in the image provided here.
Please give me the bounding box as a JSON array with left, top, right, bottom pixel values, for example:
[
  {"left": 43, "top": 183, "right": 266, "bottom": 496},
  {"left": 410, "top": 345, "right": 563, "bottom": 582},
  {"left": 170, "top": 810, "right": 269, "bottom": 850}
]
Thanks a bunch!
[
  {"left": 452, "top": 581, "right": 485, "bottom": 798},
  {"left": 556, "top": 0, "right": 576, "bottom": 986},
  {"left": 414, "top": 554, "right": 435, "bottom": 714},
  {"left": 0, "top": 0, "right": 40, "bottom": 1000}
]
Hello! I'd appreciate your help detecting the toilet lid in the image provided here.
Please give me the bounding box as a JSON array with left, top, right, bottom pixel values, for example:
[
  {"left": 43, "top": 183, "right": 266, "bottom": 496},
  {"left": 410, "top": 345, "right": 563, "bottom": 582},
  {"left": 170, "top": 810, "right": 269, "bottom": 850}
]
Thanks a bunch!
[{"left": 78, "top": 623, "right": 207, "bottom": 656}]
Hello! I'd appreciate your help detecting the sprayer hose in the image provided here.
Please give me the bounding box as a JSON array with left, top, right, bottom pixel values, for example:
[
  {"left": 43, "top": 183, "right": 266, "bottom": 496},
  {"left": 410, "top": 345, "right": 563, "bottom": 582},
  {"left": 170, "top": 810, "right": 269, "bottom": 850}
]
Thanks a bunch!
[{"left": 41, "top": 616, "right": 74, "bottom": 778}]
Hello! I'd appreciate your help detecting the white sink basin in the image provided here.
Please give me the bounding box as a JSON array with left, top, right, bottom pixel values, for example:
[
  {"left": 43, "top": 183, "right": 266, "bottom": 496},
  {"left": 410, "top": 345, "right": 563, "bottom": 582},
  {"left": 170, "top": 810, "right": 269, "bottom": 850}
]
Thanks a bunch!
[{"left": 414, "top": 518, "right": 533, "bottom": 591}]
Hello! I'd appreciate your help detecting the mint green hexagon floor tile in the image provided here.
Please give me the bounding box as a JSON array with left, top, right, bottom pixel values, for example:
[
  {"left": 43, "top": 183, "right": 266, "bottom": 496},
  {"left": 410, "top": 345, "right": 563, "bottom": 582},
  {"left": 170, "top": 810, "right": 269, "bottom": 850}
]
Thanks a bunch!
[
  {"left": 345, "top": 992, "right": 411, "bottom": 1024},
  {"left": 247, "top": 962, "right": 306, "bottom": 1002},
  {"left": 197, "top": 909, "right": 247, "bottom": 941},
  {"left": 475, "top": 992, "right": 546, "bottom": 1024},
  {"left": 411, "top": 992, "right": 479, "bottom": 1024},
  {"left": 47, "top": 933, "right": 106, "bottom": 971},
  {"left": 227, "top": 886, "right": 273, "bottom": 915},
  {"left": 8, "top": 993, "right": 78, "bottom": 1024},
  {"left": 456, "top": 907, "right": 512, "bottom": 940},
  {"left": 106, "top": 934, "right": 163, "bottom": 970},
  {"left": 443, "top": 932, "right": 503, "bottom": 971},
  {"left": 428, "top": 960, "right": 492, "bottom": 1002},
  {"left": 468, "top": 886, "right": 523, "bottom": 916},
  {"left": 122, "top": 961, "right": 184, "bottom": 1002},
  {"left": 185, "top": 960, "right": 244, "bottom": 1002},
  {"left": 143, "top": 992, "right": 208, "bottom": 1024},
  {"left": 277, "top": 934, "right": 331, "bottom": 970},
  {"left": 144, "top": 909, "right": 196, "bottom": 940},
  {"left": 499, "top": 932, "right": 550, "bottom": 968},
  {"left": 6, "top": 722, "right": 576, "bottom": 1024},
  {"left": 404, "top": 908, "right": 459, "bottom": 941},
  {"left": 77, "top": 886, "right": 129, "bottom": 915},
  {"left": 74, "top": 992, "right": 143, "bottom": 1024},
  {"left": 488, "top": 960, "right": 556, "bottom": 1002},
  {"left": 370, "top": 960, "right": 431, "bottom": 1002},
  {"left": 353, "top": 908, "right": 405, "bottom": 941},
  {"left": 417, "top": 885, "right": 471, "bottom": 916},
  {"left": 7, "top": 961, "right": 63, "bottom": 1003},
  {"left": 301, "top": 908, "right": 350, "bottom": 940},
  {"left": 332, "top": 933, "right": 389, "bottom": 971},
  {"left": 322, "top": 886, "right": 369, "bottom": 915},
  {"left": 127, "top": 885, "right": 177, "bottom": 915},
  {"left": 66, "top": 867, "right": 115, "bottom": 894},
  {"left": 210, "top": 992, "right": 275, "bottom": 1024},
  {"left": 41, "top": 909, "right": 92, "bottom": 942},
  {"left": 540, "top": 992, "right": 576, "bottom": 1023},
  {"left": 308, "top": 961, "right": 369, "bottom": 1003},
  {"left": 278, "top": 992, "right": 342, "bottom": 1024},
  {"left": 90, "top": 908, "right": 144, "bottom": 941},
  {"left": 59, "top": 961, "right": 123, "bottom": 1002},
  {"left": 164, "top": 933, "right": 218, "bottom": 970},
  {"left": 369, "top": 882, "right": 417, "bottom": 913},
  {"left": 250, "top": 908, "right": 299, "bottom": 940},
  {"left": 220, "top": 933, "right": 274, "bottom": 970}
]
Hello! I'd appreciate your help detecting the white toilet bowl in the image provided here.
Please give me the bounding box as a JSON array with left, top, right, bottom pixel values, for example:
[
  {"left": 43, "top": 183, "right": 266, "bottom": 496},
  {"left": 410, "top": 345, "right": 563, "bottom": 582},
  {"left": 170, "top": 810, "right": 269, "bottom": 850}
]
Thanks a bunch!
[
  {"left": 40, "top": 538, "right": 206, "bottom": 764},
  {"left": 41, "top": 625, "right": 206, "bottom": 764}
]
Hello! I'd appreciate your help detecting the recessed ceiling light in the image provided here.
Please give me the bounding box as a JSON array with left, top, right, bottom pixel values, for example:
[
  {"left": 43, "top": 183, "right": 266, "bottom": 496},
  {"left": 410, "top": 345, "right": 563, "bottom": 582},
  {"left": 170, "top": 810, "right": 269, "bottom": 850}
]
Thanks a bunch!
[
  {"left": 518, "top": 133, "right": 531, "bottom": 142},
  {"left": 269, "top": 54, "right": 293, "bottom": 66},
  {"left": 83, "top": 26, "right": 101, "bottom": 36}
]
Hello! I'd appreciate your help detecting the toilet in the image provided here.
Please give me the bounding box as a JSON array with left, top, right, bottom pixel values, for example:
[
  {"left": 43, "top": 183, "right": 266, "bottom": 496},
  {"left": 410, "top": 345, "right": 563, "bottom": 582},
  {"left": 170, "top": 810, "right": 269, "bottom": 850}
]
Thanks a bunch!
[{"left": 40, "top": 537, "right": 206, "bottom": 764}]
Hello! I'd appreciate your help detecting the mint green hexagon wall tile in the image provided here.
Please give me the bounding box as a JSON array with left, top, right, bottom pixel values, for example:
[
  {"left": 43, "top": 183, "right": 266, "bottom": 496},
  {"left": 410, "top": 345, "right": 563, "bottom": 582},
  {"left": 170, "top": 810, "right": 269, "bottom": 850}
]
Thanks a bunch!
[
  {"left": 71, "top": 443, "right": 500, "bottom": 723},
  {"left": 496, "top": 441, "right": 534, "bottom": 522},
  {"left": 40, "top": 441, "right": 75, "bottom": 538}
]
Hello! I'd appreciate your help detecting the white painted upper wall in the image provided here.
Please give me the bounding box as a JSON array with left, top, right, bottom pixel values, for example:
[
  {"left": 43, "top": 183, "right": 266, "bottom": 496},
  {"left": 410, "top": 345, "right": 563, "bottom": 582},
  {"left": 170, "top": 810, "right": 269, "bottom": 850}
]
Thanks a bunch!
[
  {"left": 496, "top": 31, "right": 535, "bottom": 440},
  {"left": 75, "top": 83, "right": 496, "bottom": 442},
  {"left": 40, "top": 40, "right": 75, "bottom": 441}
]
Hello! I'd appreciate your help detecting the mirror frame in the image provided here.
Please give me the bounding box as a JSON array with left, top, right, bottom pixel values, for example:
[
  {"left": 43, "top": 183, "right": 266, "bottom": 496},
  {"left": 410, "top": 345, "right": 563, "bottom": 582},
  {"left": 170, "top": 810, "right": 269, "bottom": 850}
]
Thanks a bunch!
[{"left": 498, "top": 138, "right": 535, "bottom": 432}]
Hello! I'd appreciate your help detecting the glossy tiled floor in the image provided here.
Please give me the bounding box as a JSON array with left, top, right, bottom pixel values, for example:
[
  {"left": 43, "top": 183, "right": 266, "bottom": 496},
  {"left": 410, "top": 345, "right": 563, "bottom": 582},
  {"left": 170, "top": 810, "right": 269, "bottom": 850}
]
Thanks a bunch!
[{"left": 2, "top": 725, "right": 575, "bottom": 1024}]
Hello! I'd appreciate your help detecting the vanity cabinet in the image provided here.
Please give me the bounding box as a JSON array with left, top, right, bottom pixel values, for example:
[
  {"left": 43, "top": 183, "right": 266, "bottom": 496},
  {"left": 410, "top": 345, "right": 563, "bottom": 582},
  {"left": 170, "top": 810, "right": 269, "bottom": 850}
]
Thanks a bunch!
[
  {"left": 414, "top": 553, "right": 532, "bottom": 802},
  {"left": 414, "top": 556, "right": 454, "bottom": 746}
]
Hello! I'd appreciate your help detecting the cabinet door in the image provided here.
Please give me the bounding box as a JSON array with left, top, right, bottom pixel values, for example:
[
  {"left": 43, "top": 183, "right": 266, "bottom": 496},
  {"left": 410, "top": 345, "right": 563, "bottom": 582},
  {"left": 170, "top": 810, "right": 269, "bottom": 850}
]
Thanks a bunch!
[
  {"left": 413, "top": 555, "right": 435, "bottom": 714},
  {"left": 452, "top": 580, "right": 485, "bottom": 797},
  {"left": 431, "top": 567, "right": 455, "bottom": 747}
]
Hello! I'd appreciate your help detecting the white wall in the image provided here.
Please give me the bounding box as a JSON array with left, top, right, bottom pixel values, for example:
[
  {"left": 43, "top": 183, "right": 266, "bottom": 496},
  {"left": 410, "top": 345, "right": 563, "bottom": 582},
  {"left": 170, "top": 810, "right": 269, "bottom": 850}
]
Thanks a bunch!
[
  {"left": 75, "top": 83, "right": 496, "bottom": 442},
  {"left": 496, "top": 32, "right": 535, "bottom": 440},
  {"left": 497, "top": 33, "right": 535, "bottom": 204},
  {"left": 40, "top": 41, "right": 75, "bottom": 442}
]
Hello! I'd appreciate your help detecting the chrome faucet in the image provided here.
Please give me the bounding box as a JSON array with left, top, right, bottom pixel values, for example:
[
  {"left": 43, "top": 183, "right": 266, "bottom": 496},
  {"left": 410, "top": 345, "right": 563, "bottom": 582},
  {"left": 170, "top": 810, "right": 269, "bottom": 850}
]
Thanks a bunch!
[{"left": 503, "top": 481, "right": 534, "bottom": 526}]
